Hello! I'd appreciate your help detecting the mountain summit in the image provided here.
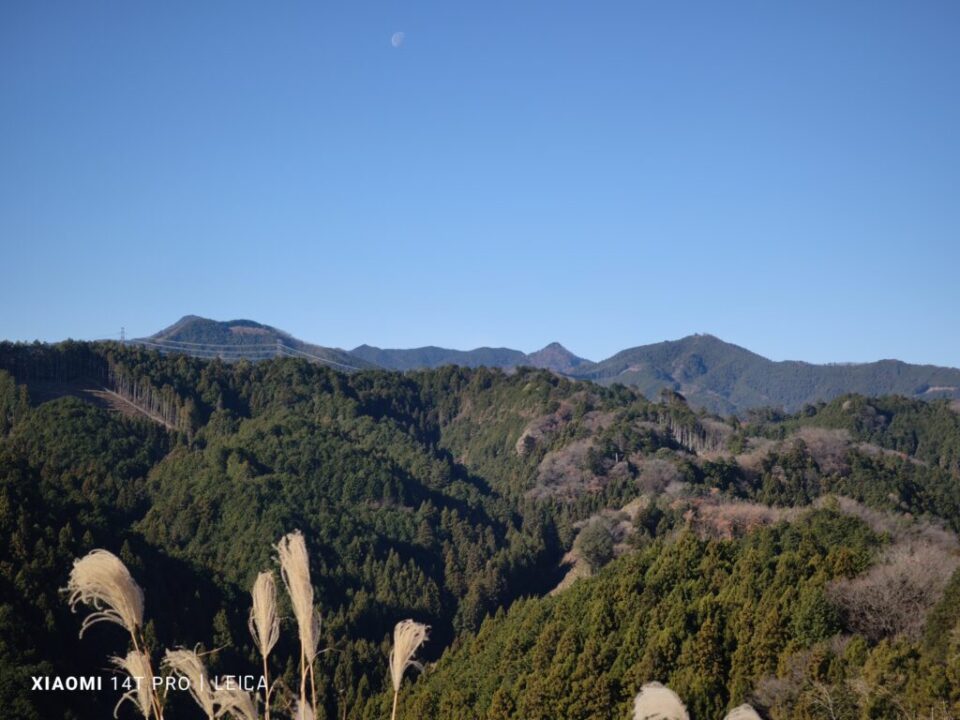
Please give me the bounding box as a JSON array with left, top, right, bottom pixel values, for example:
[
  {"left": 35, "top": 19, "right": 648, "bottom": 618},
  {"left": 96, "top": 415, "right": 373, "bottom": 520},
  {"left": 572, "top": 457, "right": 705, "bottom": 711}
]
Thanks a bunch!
[
  {"left": 579, "top": 334, "right": 960, "bottom": 414},
  {"left": 526, "top": 342, "right": 596, "bottom": 375},
  {"left": 138, "top": 317, "right": 960, "bottom": 414},
  {"left": 140, "top": 315, "right": 372, "bottom": 369}
]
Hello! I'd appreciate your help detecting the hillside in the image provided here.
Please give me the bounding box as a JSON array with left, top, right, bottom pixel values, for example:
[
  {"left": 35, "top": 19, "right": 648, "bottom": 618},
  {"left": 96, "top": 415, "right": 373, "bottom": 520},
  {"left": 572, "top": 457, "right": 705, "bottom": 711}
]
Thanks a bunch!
[
  {"left": 577, "top": 334, "right": 960, "bottom": 414},
  {"left": 135, "top": 317, "right": 960, "bottom": 415},
  {"left": 402, "top": 506, "right": 960, "bottom": 719},
  {"left": 350, "top": 341, "right": 594, "bottom": 375},
  {"left": 349, "top": 344, "right": 528, "bottom": 371},
  {"left": 2, "top": 342, "right": 960, "bottom": 718},
  {"left": 141, "top": 315, "right": 372, "bottom": 369}
]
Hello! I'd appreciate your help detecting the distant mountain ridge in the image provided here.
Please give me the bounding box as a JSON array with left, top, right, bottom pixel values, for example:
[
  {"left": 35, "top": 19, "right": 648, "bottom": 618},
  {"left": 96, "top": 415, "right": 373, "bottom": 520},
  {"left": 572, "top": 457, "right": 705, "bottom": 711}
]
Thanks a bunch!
[
  {"left": 138, "top": 316, "right": 960, "bottom": 414},
  {"left": 350, "top": 344, "right": 529, "bottom": 371},
  {"left": 350, "top": 341, "right": 594, "bottom": 374},
  {"left": 576, "top": 333, "right": 960, "bottom": 414}
]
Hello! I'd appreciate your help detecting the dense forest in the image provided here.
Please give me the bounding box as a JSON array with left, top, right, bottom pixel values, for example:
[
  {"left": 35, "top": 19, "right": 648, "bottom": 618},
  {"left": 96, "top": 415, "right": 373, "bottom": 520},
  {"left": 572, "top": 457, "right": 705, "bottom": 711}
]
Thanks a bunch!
[{"left": 1, "top": 341, "right": 960, "bottom": 719}]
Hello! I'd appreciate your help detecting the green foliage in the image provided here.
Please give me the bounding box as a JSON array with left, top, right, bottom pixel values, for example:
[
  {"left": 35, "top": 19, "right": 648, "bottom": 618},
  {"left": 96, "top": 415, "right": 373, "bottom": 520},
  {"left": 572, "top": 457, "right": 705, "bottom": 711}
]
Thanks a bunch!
[
  {"left": 1, "top": 342, "right": 959, "bottom": 719},
  {"left": 585, "top": 334, "right": 960, "bottom": 414},
  {"left": 0, "top": 346, "right": 586, "bottom": 718},
  {"left": 0, "top": 370, "right": 29, "bottom": 435},
  {"left": 575, "top": 517, "right": 615, "bottom": 572},
  {"left": 401, "top": 509, "right": 885, "bottom": 719}
]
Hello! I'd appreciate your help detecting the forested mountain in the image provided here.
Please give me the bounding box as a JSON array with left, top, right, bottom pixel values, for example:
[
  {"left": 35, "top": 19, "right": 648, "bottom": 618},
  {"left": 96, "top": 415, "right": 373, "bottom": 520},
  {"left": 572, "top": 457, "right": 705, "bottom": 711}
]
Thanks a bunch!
[
  {"left": 2, "top": 340, "right": 960, "bottom": 718},
  {"left": 349, "top": 344, "right": 529, "bottom": 371},
  {"left": 140, "top": 315, "right": 373, "bottom": 368},
  {"left": 578, "top": 334, "right": 960, "bottom": 414},
  {"left": 525, "top": 342, "right": 596, "bottom": 375},
  {"left": 137, "top": 316, "right": 960, "bottom": 415},
  {"left": 348, "top": 341, "right": 596, "bottom": 375}
]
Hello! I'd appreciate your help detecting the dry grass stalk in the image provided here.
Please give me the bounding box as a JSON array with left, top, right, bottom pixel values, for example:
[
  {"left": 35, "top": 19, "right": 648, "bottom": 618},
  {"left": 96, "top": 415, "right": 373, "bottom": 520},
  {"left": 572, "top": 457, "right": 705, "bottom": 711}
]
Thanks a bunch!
[
  {"left": 632, "top": 682, "right": 689, "bottom": 720},
  {"left": 723, "top": 705, "right": 762, "bottom": 720},
  {"left": 249, "top": 570, "right": 280, "bottom": 720},
  {"left": 389, "top": 619, "right": 429, "bottom": 720},
  {"left": 276, "top": 531, "right": 321, "bottom": 716},
  {"left": 213, "top": 685, "right": 259, "bottom": 720},
  {"left": 163, "top": 648, "right": 217, "bottom": 719},
  {"left": 65, "top": 549, "right": 144, "bottom": 638},
  {"left": 111, "top": 650, "right": 155, "bottom": 719}
]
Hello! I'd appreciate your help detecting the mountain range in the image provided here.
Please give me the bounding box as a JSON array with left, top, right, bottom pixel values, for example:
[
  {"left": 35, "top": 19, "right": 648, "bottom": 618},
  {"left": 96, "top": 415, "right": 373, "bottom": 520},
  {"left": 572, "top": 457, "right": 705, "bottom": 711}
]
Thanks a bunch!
[{"left": 138, "top": 315, "right": 960, "bottom": 414}]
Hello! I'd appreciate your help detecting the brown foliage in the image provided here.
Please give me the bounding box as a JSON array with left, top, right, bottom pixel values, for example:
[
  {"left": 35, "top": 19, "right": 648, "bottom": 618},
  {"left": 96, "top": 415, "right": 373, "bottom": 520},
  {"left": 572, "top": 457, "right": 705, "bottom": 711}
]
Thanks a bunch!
[{"left": 828, "top": 538, "right": 959, "bottom": 641}]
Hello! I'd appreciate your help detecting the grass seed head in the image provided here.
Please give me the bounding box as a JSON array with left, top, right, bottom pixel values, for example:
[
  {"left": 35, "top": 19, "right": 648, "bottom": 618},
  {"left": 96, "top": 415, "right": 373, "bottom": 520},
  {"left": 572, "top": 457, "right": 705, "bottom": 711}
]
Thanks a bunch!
[
  {"left": 248, "top": 570, "right": 280, "bottom": 657},
  {"left": 294, "top": 699, "right": 315, "bottom": 720},
  {"left": 723, "top": 706, "right": 762, "bottom": 720},
  {"left": 110, "top": 650, "right": 155, "bottom": 719},
  {"left": 632, "top": 682, "right": 689, "bottom": 720},
  {"left": 389, "top": 619, "right": 429, "bottom": 692},
  {"left": 276, "top": 531, "right": 321, "bottom": 661},
  {"left": 66, "top": 549, "right": 144, "bottom": 638},
  {"left": 214, "top": 684, "right": 259, "bottom": 720},
  {"left": 163, "top": 647, "right": 216, "bottom": 718}
]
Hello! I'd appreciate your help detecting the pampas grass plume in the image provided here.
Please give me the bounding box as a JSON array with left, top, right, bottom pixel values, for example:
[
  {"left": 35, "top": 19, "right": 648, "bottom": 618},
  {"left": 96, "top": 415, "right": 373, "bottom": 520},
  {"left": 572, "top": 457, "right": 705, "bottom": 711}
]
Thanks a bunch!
[
  {"left": 389, "top": 619, "right": 429, "bottom": 720},
  {"left": 249, "top": 569, "right": 280, "bottom": 720},
  {"left": 632, "top": 682, "right": 689, "bottom": 720},
  {"left": 294, "top": 699, "right": 316, "bottom": 720},
  {"left": 163, "top": 647, "right": 216, "bottom": 719},
  {"left": 249, "top": 570, "right": 280, "bottom": 657},
  {"left": 66, "top": 549, "right": 144, "bottom": 637},
  {"left": 389, "top": 619, "right": 429, "bottom": 692},
  {"left": 723, "top": 705, "right": 762, "bottom": 720},
  {"left": 276, "top": 530, "right": 321, "bottom": 716},
  {"left": 276, "top": 531, "right": 321, "bottom": 660},
  {"left": 213, "top": 685, "right": 259, "bottom": 720},
  {"left": 110, "top": 650, "right": 155, "bottom": 719}
]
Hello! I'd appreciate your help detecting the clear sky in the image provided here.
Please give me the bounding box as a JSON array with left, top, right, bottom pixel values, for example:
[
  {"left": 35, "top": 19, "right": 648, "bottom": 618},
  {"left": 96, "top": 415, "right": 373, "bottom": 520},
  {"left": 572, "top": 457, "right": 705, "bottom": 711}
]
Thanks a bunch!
[{"left": 1, "top": 1, "right": 958, "bottom": 366}]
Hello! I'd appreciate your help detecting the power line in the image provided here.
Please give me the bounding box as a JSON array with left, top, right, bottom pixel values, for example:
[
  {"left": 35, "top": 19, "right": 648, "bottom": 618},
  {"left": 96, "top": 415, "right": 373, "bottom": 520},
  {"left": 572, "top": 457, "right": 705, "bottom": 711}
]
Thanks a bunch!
[
  {"left": 126, "top": 338, "right": 363, "bottom": 371},
  {"left": 276, "top": 344, "right": 362, "bottom": 370},
  {"left": 134, "top": 337, "right": 285, "bottom": 349}
]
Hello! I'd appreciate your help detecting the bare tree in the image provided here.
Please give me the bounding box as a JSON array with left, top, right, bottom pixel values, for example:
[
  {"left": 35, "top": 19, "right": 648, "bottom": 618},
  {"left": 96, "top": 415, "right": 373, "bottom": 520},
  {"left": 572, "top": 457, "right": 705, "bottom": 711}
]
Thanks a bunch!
[{"left": 828, "top": 540, "right": 959, "bottom": 641}]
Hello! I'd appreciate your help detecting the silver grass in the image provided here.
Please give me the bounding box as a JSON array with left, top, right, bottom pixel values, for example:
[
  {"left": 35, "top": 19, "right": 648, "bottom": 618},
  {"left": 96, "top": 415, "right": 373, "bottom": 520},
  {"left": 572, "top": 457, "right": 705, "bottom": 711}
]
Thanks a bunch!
[
  {"left": 276, "top": 531, "right": 321, "bottom": 661},
  {"left": 66, "top": 549, "right": 144, "bottom": 637},
  {"left": 249, "top": 570, "right": 280, "bottom": 720},
  {"left": 723, "top": 705, "right": 762, "bottom": 720},
  {"left": 389, "top": 619, "right": 429, "bottom": 692},
  {"left": 389, "top": 619, "right": 429, "bottom": 720},
  {"left": 249, "top": 571, "right": 280, "bottom": 657},
  {"left": 163, "top": 647, "right": 216, "bottom": 719},
  {"left": 110, "top": 650, "right": 155, "bottom": 719},
  {"left": 213, "top": 685, "right": 258, "bottom": 720},
  {"left": 294, "top": 699, "right": 315, "bottom": 720},
  {"left": 632, "top": 682, "right": 690, "bottom": 720},
  {"left": 276, "top": 530, "right": 321, "bottom": 716}
]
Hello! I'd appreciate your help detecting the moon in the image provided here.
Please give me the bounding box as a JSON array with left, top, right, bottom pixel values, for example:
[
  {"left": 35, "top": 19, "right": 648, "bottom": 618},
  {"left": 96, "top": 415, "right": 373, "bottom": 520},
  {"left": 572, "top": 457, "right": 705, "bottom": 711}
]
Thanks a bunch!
[{"left": 391, "top": 31, "right": 405, "bottom": 48}]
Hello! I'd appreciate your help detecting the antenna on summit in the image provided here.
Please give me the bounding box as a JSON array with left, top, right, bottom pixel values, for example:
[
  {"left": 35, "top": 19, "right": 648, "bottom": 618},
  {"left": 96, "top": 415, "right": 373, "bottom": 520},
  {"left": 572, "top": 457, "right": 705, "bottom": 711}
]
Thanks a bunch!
[{"left": 120, "top": 327, "right": 125, "bottom": 344}]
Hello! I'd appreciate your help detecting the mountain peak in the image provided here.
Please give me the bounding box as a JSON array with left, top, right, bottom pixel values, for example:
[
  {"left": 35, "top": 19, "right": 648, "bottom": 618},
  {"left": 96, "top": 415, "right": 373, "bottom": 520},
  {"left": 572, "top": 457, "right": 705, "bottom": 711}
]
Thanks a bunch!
[
  {"left": 138, "top": 315, "right": 374, "bottom": 369},
  {"left": 137, "top": 317, "right": 960, "bottom": 414},
  {"left": 526, "top": 343, "right": 594, "bottom": 375}
]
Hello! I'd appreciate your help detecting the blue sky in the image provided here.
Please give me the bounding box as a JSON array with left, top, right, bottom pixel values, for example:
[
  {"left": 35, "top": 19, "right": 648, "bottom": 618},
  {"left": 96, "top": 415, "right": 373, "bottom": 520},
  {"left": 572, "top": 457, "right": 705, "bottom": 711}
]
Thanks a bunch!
[{"left": 1, "top": 1, "right": 958, "bottom": 366}]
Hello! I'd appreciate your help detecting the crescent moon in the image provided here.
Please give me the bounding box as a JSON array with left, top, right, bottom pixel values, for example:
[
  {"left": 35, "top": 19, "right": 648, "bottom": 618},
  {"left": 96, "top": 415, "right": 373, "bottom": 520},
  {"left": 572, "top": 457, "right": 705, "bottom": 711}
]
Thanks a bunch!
[{"left": 391, "top": 32, "right": 405, "bottom": 48}]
